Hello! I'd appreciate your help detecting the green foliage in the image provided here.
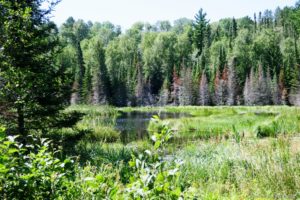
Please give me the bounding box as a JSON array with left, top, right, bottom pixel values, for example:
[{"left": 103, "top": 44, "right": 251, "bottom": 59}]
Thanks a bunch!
[
  {"left": 126, "top": 116, "right": 190, "bottom": 199},
  {"left": 253, "top": 29, "right": 282, "bottom": 75},
  {"left": 232, "top": 125, "right": 241, "bottom": 143},
  {"left": 57, "top": 3, "right": 300, "bottom": 106},
  {"left": 2, "top": 106, "right": 298, "bottom": 199},
  {"left": 0, "top": 127, "right": 74, "bottom": 199},
  {"left": 178, "top": 138, "right": 300, "bottom": 199},
  {"left": 256, "top": 121, "right": 280, "bottom": 138},
  {"left": 84, "top": 126, "right": 120, "bottom": 142},
  {"left": 193, "top": 8, "right": 210, "bottom": 57},
  {"left": 0, "top": 0, "right": 75, "bottom": 137},
  {"left": 0, "top": 116, "right": 196, "bottom": 199}
]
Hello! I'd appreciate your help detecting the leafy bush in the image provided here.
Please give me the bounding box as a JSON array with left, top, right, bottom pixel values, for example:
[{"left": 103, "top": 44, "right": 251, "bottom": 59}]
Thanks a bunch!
[
  {"left": 0, "top": 118, "right": 195, "bottom": 199},
  {"left": 0, "top": 127, "right": 74, "bottom": 200},
  {"left": 126, "top": 116, "right": 184, "bottom": 199}
]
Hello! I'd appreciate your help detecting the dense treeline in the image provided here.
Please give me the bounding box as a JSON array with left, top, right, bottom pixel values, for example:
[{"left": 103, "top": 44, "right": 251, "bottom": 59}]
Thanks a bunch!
[{"left": 59, "top": 4, "right": 300, "bottom": 106}]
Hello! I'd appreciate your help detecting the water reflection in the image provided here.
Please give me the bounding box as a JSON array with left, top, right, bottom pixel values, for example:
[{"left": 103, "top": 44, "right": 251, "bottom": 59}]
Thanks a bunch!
[{"left": 115, "top": 111, "right": 191, "bottom": 143}]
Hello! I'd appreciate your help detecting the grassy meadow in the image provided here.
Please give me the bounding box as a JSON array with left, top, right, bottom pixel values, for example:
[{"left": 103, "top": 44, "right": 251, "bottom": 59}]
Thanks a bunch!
[{"left": 56, "top": 105, "right": 300, "bottom": 199}]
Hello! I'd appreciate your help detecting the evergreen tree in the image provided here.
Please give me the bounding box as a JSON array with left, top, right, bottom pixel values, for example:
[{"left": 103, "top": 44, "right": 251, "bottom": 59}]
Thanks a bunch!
[
  {"left": 83, "top": 65, "right": 92, "bottom": 104},
  {"left": 46, "top": 3, "right": 300, "bottom": 107},
  {"left": 90, "top": 40, "right": 110, "bottom": 105},
  {"left": 193, "top": 8, "right": 209, "bottom": 57},
  {"left": 61, "top": 18, "right": 90, "bottom": 104},
  {"left": 229, "top": 18, "right": 238, "bottom": 48},
  {"left": 254, "top": 13, "right": 257, "bottom": 33},
  {"left": 217, "top": 46, "right": 227, "bottom": 72},
  {"left": 0, "top": 0, "right": 75, "bottom": 138}
]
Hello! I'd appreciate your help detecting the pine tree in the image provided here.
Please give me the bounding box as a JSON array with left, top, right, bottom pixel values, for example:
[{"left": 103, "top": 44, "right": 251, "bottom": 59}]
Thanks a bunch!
[
  {"left": 254, "top": 13, "right": 257, "bottom": 33},
  {"left": 92, "top": 39, "right": 111, "bottom": 105},
  {"left": 61, "top": 18, "right": 90, "bottom": 104},
  {"left": 193, "top": 8, "right": 209, "bottom": 57},
  {"left": 75, "top": 39, "right": 86, "bottom": 103},
  {"left": 0, "top": 0, "right": 75, "bottom": 138},
  {"left": 83, "top": 65, "right": 93, "bottom": 104},
  {"left": 218, "top": 46, "right": 227, "bottom": 72},
  {"left": 231, "top": 18, "right": 238, "bottom": 39},
  {"left": 229, "top": 18, "right": 238, "bottom": 48}
]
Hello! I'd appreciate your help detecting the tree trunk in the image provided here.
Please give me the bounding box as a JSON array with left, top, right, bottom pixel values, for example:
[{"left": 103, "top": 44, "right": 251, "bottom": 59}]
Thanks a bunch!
[{"left": 76, "top": 41, "right": 85, "bottom": 103}]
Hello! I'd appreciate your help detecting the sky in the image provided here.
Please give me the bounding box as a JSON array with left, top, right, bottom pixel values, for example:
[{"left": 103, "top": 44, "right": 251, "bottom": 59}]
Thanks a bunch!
[{"left": 51, "top": 0, "right": 297, "bottom": 30}]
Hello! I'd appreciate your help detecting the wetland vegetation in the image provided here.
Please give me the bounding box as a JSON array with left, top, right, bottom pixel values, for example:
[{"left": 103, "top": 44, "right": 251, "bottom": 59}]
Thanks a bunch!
[
  {"left": 56, "top": 105, "right": 300, "bottom": 199},
  {"left": 1, "top": 0, "right": 300, "bottom": 199}
]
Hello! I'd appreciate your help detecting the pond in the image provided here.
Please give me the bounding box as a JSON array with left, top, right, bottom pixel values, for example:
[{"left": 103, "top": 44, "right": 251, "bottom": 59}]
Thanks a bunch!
[{"left": 115, "top": 111, "right": 192, "bottom": 143}]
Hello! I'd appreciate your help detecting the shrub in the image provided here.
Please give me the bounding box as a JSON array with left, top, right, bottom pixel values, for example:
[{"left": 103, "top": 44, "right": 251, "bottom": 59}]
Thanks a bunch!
[
  {"left": 126, "top": 116, "right": 184, "bottom": 199},
  {"left": 0, "top": 127, "right": 74, "bottom": 200},
  {"left": 0, "top": 118, "right": 196, "bottom": 199}
]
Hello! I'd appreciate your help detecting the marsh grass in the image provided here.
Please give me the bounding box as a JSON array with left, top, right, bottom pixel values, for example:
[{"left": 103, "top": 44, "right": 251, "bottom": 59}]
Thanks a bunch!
[
  {"left": 148, "top": 106, "right": 300, "bottom": 140},
  {"left": 70, "top": 105, "right": 300, "bottom": 143},
  {"left": 178, "top": 137, "right": 300, "bottom": 199},
  {"left": 62, "top": 105, "right": 300, "bottom": 198}
]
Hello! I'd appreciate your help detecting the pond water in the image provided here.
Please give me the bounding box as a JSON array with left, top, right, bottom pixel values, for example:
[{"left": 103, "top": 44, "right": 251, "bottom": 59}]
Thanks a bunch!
[{"left": 115, "top": 111, "right": 191, "bottom": 143}]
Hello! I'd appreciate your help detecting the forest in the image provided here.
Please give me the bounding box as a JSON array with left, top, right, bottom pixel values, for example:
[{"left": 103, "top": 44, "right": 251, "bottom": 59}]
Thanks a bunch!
[
  {"left": 0, "top": 0, "right": 300, "bottom": 199},
  {"left": 58, "top": 4, "right": 300, "bottom": 107}
]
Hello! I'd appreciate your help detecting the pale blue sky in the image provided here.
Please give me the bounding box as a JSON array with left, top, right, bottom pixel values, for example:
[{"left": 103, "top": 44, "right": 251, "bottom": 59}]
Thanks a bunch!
[{"left": 51, "top": 0, "right": 297, "bottom": 30}]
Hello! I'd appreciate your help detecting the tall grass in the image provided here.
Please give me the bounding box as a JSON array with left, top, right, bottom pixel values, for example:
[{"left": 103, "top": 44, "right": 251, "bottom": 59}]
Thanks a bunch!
[
  {"left": 63, "top": 105, "right": 300, "bottom": 198},
  {"left": 178, "top": 137, "right": 300, "bottom": 199},
  {"left": 148, "top": 106, "right": 300, "bottom": 140}
]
